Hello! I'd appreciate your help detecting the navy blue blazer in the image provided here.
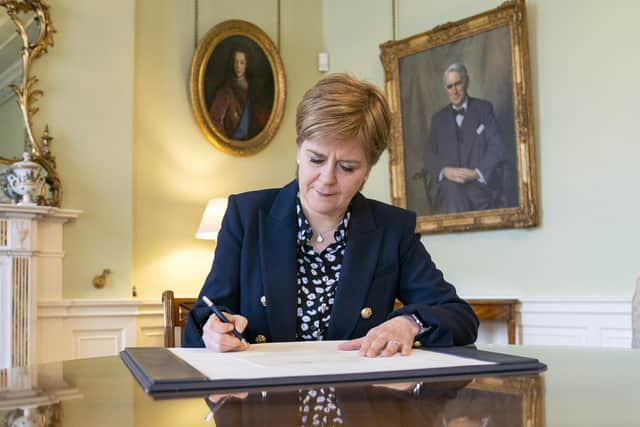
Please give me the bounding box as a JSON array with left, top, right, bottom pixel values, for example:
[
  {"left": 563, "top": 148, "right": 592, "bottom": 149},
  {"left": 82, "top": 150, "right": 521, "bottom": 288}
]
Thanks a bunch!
[{"left": 183, "top": 180, "right": 478, "bottom": 347}]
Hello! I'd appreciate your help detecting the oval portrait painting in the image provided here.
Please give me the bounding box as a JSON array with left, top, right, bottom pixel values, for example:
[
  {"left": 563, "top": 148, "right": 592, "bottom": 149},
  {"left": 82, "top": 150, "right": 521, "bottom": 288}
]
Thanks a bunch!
[{"left": 190, "top": 20, "right": 286, "bottom": 156}]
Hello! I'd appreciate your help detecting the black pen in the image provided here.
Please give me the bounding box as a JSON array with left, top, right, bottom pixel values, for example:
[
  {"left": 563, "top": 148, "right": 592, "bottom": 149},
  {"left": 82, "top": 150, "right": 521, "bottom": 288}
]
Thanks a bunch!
[{"left": 202, "top": 296, "right": 246, "bottom": 342}]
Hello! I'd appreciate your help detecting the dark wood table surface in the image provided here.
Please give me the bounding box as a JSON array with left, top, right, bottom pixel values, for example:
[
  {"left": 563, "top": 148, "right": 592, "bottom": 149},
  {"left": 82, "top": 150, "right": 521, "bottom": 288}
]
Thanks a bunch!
[{"left": 1, "top": 345, "right": 638, "bottom": 426}]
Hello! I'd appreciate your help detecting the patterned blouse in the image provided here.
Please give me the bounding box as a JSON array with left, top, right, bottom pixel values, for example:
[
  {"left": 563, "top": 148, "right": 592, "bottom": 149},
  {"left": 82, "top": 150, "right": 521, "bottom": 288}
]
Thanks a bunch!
[{"left": 295, "top": 196, "right": 351, "bottom": 341}]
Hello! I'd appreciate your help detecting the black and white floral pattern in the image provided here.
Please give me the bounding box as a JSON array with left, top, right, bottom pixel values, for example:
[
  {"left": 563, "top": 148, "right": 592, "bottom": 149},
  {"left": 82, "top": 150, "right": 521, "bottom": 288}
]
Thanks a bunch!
[
  {"left": 295, "top": 196, "right": 350, "bottom": 425},
  {"left": 295, "top": 196, "right": 350, "bottom": 341},
  {"left": 299, "top": 387, "right": 344, "bottom": 426}
]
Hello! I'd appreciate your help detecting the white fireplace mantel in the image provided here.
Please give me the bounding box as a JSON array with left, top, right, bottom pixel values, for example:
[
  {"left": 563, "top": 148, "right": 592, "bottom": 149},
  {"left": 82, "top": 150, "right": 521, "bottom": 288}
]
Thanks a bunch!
[{"left": 0, "top": 203, "right": 81, "bottom": 369}]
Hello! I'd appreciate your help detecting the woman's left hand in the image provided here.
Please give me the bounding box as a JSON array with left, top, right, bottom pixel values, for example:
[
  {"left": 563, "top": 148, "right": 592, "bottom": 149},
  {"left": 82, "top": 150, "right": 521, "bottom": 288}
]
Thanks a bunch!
[{"left": 338, "top": 315, "right": 419, "bottom": 357}]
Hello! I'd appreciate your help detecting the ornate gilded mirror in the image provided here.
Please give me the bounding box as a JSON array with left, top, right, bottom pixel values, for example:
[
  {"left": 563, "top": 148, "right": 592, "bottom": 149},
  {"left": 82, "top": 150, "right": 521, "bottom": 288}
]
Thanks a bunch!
[{"left": 0, "top": 0, "right": 60, "bottom": 206}]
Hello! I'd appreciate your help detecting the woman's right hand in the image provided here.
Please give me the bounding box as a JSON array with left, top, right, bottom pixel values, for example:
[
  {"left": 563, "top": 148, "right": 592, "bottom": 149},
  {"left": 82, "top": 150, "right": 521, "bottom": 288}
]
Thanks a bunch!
[{"left": 202, "top": 312, "right": 250, "bottom": 352}]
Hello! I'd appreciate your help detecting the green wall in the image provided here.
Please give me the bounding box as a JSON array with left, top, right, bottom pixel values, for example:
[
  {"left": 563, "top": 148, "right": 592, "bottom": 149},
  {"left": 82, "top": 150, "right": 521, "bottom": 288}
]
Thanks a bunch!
[
  {"left": 16, "top": 0, "right": 639, "bottom": 300},
  {"left": 37, "top": 0, "right": 134, "bottom": 298},
  {"left": 391, "top": 0, "right": 640, "bottom": 297},
  {"left": 132, "top": 0, "right": 325, "bottom": 298},
  {"left": 322, "top": 0, "right": 640, "bottom": 298},
  {"left": 0, "top": 99, "right": 23, "bottom": 158}
]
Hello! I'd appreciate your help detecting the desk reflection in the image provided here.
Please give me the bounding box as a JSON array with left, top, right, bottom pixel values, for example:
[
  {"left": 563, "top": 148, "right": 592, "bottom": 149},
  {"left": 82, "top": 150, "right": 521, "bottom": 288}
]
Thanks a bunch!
[
  {"left": 205, "top": 376, "right": 541, "bottom": 427},
  {"left": 0, "top": 363, "right": 82, "bottom": 427},
  {"left": 0, "top": 359, "right": 541, "bottom": 427}
]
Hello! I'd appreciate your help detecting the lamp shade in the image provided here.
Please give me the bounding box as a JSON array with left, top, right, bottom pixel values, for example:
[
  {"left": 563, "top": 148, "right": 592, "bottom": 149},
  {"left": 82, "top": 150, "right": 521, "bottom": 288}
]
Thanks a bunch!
[{"left": 195, "top": 197, "right": 228, "bottom": 240}]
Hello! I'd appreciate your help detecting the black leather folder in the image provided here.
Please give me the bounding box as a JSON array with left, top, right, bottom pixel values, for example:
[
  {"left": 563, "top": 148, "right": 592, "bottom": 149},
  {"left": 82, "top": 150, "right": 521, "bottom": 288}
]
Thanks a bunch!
[{"left": 120, "top": 346, "right": 546, "bottom": 399}]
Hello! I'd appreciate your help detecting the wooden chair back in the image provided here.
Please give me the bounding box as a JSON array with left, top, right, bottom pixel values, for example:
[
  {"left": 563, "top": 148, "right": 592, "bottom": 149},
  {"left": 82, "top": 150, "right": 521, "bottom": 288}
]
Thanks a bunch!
[
  {"left": 394, "top": 298, "right": 519, "bottom": 344},
  {"left": 162, "top": 290, "right": 197, "bottom": 347}
]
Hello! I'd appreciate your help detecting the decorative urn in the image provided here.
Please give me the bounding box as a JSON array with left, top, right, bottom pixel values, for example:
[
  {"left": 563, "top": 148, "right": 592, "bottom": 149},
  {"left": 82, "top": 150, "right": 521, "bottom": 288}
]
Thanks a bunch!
[{"left": 7, "top": 153, "right": 45, "bottom": 206}]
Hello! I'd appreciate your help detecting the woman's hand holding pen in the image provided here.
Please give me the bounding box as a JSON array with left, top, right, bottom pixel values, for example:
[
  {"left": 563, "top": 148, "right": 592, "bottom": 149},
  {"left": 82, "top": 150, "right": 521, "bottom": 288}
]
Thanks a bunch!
[{"left": 202, "top": 312, "right": 250, "bottom": 352}]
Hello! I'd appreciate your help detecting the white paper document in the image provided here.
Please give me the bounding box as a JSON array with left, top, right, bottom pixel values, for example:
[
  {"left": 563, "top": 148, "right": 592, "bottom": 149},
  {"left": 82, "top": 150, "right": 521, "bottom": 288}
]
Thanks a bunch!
[{"left": 170, "top": 341, "right": 494, "bottom": 381}]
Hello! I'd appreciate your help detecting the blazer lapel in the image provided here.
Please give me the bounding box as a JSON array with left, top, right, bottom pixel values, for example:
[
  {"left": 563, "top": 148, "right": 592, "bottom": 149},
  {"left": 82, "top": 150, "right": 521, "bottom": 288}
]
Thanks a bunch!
[
  {"left": 327, "top": 194, "right": 383, "bottom": 339},
  {"left": 259, "top": 180, "right": 298, "bottom": 341}
]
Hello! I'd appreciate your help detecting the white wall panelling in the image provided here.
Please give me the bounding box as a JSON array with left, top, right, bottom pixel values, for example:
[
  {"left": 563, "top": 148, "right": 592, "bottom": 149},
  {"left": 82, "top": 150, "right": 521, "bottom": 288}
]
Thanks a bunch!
[
  {"left": 37, "top": 299, "right": 163, "bottom": 363},
  {"left": 73, "top": 329, "right": 124, "bottom": 359},
  {"left": 518, "top": 298, "right": 631, "bottom": 347},
  {"left": 31, "top": 296, "right": 634, "bottom": 363},
  {"left": 462, "top": 297, "right": 632, "bottom": 347}
]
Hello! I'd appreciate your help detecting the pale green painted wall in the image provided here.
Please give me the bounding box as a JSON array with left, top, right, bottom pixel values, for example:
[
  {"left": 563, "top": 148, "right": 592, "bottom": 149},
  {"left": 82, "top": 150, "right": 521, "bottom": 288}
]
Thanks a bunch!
[
  {"left": 413, "top": 0, "right": 640, "bottom": 297},
  {"left": 323, "top": 0, "right": 640, "bottom": 298},
  {"left": 132, "top": 0, "right": 325, "bottom": 298},
  {"left": 37, "top": 0, "right": 134, "bottom": 298},
  {"left": 7, "top": 1, "right": 636, "bottom": 300},
  {"left": 321, "top": 0, "right": 393, "bottom": 206},
  {"left": 0, "top": 100, "right": 23, "bottom": 158}
]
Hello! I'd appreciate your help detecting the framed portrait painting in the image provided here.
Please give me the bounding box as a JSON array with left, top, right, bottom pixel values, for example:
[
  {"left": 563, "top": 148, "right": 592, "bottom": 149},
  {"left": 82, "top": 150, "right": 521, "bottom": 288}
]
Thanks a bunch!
[
  {"left": 189, "top": 20, "right": 286, "bottom": 156},
  {"left": 380, "top": 0, "right": 538, "bottom": 233}
]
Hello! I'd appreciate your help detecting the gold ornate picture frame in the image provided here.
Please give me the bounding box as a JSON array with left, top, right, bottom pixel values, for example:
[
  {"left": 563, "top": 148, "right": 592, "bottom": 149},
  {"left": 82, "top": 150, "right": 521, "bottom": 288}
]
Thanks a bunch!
[
  {"left": 380, "top": 0, "right": 538, "bottom": 234},
  {"left": 1, "top": 0, "right": 61, "bottom": 207},
  {"left": 189, "top": 20, "right": 286, "bottom": 156}
]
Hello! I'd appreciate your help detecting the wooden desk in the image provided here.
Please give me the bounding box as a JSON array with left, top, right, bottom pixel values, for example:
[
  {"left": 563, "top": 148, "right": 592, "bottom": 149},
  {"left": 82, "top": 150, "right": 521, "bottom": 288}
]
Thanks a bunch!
[
  {"left": 3, "top": 346, "right": 640, "bottom": 426},
  {"left": 467, "top": 299, "right": 519, "bottom": 344}
]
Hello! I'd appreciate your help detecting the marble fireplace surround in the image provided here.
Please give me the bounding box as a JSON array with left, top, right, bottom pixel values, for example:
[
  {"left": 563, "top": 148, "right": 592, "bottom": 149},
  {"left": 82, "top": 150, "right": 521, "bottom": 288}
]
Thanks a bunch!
[{"left": 0, "top": 204, "right": 80, "bottom": 368}]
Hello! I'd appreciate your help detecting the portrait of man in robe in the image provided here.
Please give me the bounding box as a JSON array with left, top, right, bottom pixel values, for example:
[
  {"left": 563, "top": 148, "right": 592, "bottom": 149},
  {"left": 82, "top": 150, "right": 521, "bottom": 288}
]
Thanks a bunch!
[{"left": 203, "top": 36, "right": 274, "bottom": 141}]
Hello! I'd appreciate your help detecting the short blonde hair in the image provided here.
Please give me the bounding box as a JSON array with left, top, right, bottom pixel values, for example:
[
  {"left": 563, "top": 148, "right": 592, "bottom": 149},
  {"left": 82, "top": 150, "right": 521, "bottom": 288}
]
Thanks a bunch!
[{"left": 295, "top": 74, "right": 390, "bottom": 166}]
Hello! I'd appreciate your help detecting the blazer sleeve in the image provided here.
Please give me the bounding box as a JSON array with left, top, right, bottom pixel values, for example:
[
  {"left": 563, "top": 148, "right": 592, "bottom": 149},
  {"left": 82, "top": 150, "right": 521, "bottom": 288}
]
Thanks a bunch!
[
  {"left": 183, "top": 195, "right": 244, "bottom": 347},
  {"left": 388, "top": 213, "right": 479, "bottom": 347}
]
